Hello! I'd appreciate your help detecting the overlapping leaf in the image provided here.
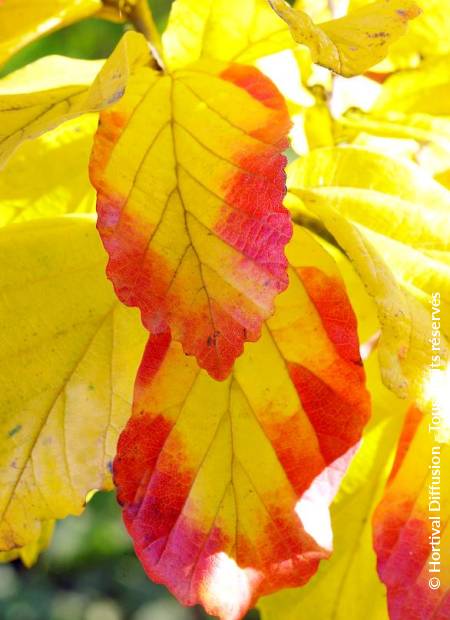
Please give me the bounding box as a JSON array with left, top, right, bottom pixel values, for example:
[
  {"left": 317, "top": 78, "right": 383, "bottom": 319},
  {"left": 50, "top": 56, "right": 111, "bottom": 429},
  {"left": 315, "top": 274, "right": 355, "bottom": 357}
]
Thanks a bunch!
[
  {"left": 350, "top": 0, "right": 450, "bottom": 69},
  {"left": 268, "top": 0, "right": 420, "bottom": 77},
  {"left": 259, "top": 353, "right": 407, "bottom": 620},
  {"left": 295, "top": 0, "right": 349, "bottom": 22},
  {"left": 90, "top": 57, "right": 292, "bottom": 380},
  {"left": 0, "top": 216, "right": 146, "bottom": 551},
  {"left": 373, "top": 407, "right": 450, "bottom": 619},
  {"left": 0, "top": 30, "right": 149, "bottom": 167},
  {"left": 0, "top": 0, "right": 102, "bottom": 67},
  {"left": 162, "top": 0, "right": 296, "bottom": 71},
  {"left": 0, "top": 521, "right": 54, "bottom": 567},
  {"left": 338, "top": 110, "right": 450, "bottom": 178},
  {"left": 287, "top": 146, "right": 450, "bottom": 405},
  {"left": 114, "top": 225, "right": 370, "bottom": 620},
  {"left": 0, "top": 115, "right": 97, "bottom": 226},
  {"left": 373, "top": 54, "right": 450, "bottom": 115}
]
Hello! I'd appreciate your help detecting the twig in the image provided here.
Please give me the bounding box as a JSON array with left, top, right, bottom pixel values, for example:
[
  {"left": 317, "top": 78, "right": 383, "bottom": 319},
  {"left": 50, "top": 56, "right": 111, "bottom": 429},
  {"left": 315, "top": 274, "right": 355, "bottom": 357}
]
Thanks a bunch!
[
  {"left": 103, "top": 0, "right": 164, "bottom": 69},
  {"left": 128, "top": 0, "right": 164, "bottom": 69}
]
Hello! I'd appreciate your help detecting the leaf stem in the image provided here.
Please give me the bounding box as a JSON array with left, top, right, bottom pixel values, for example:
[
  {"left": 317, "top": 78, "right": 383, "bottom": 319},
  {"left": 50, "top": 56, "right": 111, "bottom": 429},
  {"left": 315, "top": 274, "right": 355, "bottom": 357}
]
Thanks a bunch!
[{"left": 129, "top": 0, "right": 164, "bottom": 69}]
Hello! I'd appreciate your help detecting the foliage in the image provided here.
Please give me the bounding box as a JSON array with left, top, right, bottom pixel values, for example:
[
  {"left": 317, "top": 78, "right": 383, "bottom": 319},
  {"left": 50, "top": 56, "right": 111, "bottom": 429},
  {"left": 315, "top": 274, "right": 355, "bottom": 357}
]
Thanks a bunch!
[{"left": 0, "top": 1, "right": 449, "bottom": 620}]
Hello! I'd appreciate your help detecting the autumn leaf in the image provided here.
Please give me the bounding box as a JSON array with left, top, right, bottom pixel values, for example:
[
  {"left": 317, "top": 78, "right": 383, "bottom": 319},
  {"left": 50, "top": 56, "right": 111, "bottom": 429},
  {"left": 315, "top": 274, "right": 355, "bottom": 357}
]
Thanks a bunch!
[
  {"left": 89, "top": 57, "right": 292, "bottom": 380},
  {"left": 114, "top": 225, "right": 370, "bottom": 620},
  {"left": 162, "top": 0, "right": 353, "bottom": 72},
  {"left": 0, "top": 216, "right": 146, "bottom": 551},
  {"left": 373, "top": 54, "right": 450, "bottom": 115},
  {"left": 337, "top": 110, "right": 450, "bottom": 178},
  {"left": 350, "top": 0, "right": 450, "bottom": 70},
  {"left": 0, "top": 0, "right": 102, "bottom": 67},
  {"left": 259, "top": 353, "right": 407, "bottom": 620},
  {"left": 0, "top": 115, "right": 97, "bottom": 227},
  {"left": 162, "top": 0, "right": 296, "bottom": 71},
  {"left": 0, "top": 521, "right": 54, "bottom": 568},
  {"left": 373, "top": 406, "right": 450, "bottom": 619},
  {"left": 0, "top": 30, "right": 149, "bottom": 168},
  {"left": 295, "top": 0, "right": 349, "bottom": 22},
  {"left": 287, "top": 146, "right": 450, "bottom": 406},
  {"left": 268, "top": 0, "right": 421, "bottom": 77}
]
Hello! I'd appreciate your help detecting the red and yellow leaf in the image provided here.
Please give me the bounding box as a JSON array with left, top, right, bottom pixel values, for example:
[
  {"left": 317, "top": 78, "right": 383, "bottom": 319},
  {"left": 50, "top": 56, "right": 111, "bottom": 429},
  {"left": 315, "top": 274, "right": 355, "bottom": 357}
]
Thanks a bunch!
[
  {"left": 373, "top": 406, "right": 450, "bottom": 619},
  {"left": 89, "top": 58, "right": 292, "bottom": 380},
  {"left": 114, "top": 226, "right": 370, "bottom": 620}
]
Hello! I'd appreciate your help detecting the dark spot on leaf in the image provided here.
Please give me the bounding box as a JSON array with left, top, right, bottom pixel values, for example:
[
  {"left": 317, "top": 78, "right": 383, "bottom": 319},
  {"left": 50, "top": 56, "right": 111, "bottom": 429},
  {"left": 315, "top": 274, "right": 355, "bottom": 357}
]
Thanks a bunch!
[
  {"left": 8, "top": 424, "right": 22, "bottom": 438},
  {"left": 367, "top": 31, "right": 388, "bottom": 38},
  {"left": 207, "top": 331, "right": 221, "bottom": 347},
  {"left": 107, "top": 87, "right": 125, "bottom": 105}
]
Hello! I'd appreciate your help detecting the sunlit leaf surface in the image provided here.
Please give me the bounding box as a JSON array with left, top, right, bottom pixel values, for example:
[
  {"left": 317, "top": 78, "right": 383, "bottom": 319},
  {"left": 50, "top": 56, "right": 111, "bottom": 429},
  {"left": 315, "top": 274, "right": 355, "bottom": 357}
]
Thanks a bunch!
[
  {"left": 114, "top": 226, "right": 370, "bottom": 620},
  {"left": 90, "top": 57, "right": 292, "bottom": 380},
  {"left": 0, "top": 216, "right": 146, "bottom": 551}
]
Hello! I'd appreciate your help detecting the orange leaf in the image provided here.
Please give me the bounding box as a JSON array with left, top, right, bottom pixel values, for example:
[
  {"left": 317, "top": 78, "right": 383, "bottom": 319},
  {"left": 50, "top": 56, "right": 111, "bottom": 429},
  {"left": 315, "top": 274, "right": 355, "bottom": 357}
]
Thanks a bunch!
[
  {"left": 89, "top": 59, "right": 292, "bottom": 380},
  {"left": 114, "top": 226, "right": 370, "bottom": 619},
  {"left": 373, "top": 406, "right": 450, "bottom": 619}
]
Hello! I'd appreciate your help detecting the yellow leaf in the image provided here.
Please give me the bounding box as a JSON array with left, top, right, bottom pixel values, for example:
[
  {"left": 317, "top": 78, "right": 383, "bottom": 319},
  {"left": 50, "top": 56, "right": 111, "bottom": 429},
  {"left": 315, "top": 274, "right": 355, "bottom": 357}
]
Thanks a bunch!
[
  {"left": 259, "top": 354, "right": 408, "bottom": 620},
  {"left": 373, "top": 54, "right": 450, "bottom": 115},
  {"left": 436, "top": 169, "right": 450, "bottom": 189},
  {"left": 0, "top": 115, "right": 97, "bottom": 227},
  {"left": 0, "top": 30, "right": 150, "bottom": 168},
  {"left": 162, "top": 0, "right": 294, "bottom": 70},
  {"left": 0, "top": 215, "right": 146, "bottom": 551},
  {"left": 0, "top": 521, "right": 54, "bottom": 568},
  {"left": 350, "top": 0, "right": 450, "bottom": 69},
  {"left": 89, "top": 57, "right": 293, "bottom": 380},
  {"left": 0, "top": 0, "right": 102, "bottom": 67},
  {"left": 268, "top": 0, "right": 421, "bottom": 77},
  {"left": 338, "top": 109, "right": 450, "bottom": 177},
  {"left": 287, "top": 146, "right": 450, "bottom": 406},
  {"left": 294, "top": 0, "right": 345, "bottom": 22}
]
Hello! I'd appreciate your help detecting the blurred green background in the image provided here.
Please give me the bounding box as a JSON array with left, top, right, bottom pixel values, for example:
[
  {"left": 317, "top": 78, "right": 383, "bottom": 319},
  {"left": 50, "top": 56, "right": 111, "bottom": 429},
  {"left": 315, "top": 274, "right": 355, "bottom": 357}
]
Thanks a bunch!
[
  {"left": 0, "top": 0, "right": 173, "bottom": 77},
  {"left": 0, "top": 2, "right": 261, "bottom": 619},
  {"left": 1, "top": 492, "right": 261, "bottom": 620}
]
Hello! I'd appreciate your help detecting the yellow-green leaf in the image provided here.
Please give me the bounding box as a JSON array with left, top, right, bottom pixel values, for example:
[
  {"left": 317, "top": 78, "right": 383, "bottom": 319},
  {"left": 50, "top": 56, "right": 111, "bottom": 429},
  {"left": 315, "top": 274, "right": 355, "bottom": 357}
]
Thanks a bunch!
[
  {"left": 0, "top": 30, "right": 149, "bottom": 168},
  {"left": 0, "top": 115, "right": 97, "bottom": 227},
  {"left": 268, "top": 0, "right": 421, "bottom": 77},
  {"left": 162, "top": 0, "right": 294, "bottom": 70},
  {"left": 0, "top": 215, "right": 146, "bottom": 551},
  {"left": 0, "top": 0, "right": 102, "bottom": 67},
  {"left": 287, "top": 146, "right": 450, "bottom": 406}
]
